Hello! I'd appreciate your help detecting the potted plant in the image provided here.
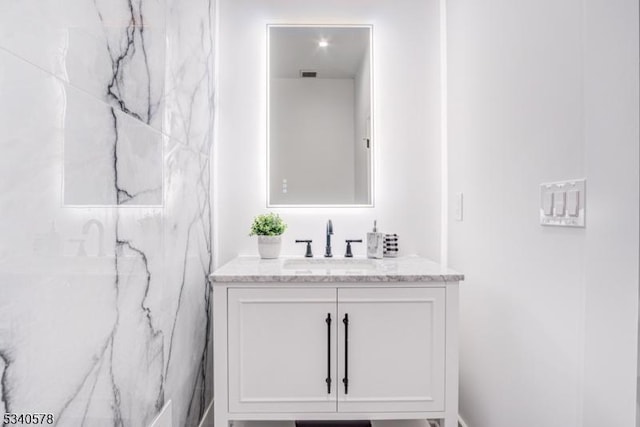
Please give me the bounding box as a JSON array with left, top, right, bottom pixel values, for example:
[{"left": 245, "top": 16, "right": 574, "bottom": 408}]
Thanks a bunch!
[{"left": 249, "top": 213, "right": 287, "bottom": 259}]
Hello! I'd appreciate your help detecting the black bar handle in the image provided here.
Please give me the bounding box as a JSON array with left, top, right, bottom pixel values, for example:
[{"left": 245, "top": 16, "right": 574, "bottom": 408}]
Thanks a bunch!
[
  {"left": 325, "top": 313, "right": 332, "bottom": 394},
  {"left": 342, "top": 313, "right": 349, "bottom": 394}
]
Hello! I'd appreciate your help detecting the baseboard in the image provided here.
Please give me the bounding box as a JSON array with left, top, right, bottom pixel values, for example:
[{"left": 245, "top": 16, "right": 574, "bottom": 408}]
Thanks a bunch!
[
  {"left": 198, "top": 400, "right": 215, "bottom": 427},
  {"left": 149, "top": 400, "right": 172, "bottom": 427}
]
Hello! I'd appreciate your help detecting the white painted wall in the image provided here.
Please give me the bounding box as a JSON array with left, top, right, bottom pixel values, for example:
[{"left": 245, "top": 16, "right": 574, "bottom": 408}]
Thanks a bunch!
[
  {"left": 448, "top": 1, "right": 639, "bottom": 427},
  {"left": 582, "top": 0, "right": 639, "bottom": 426},
  {"left": 270, "top": 78, "right": 356, "bottom": 205},
  {"left": 215, "top": 0, "right": 442, "bottom": 265}
]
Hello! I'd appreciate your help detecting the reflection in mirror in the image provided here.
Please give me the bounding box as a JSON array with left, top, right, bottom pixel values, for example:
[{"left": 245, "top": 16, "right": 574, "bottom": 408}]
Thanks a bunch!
[{"left": 268, "top": 25, "right": 373, "bottom": 206}]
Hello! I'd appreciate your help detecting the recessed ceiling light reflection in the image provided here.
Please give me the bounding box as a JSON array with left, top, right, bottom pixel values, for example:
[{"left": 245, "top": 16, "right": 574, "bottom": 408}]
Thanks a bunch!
[{"left": 318, "top": 40, "right": 329, "bottom": 48}]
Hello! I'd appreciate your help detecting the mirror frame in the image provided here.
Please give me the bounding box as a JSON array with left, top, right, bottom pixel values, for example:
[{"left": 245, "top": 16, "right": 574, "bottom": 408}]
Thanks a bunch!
[{"left": 266, "top": 23, "right": 375, "bottom": 208}]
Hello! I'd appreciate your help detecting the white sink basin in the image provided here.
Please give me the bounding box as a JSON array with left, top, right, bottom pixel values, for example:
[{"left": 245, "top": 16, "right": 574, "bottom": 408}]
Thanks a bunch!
[{"left": 282, "top": 258, "right": 377, "bottom": 271}]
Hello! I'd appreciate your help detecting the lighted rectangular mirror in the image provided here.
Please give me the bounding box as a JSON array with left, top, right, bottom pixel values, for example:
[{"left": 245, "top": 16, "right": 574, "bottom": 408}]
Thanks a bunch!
[{"left": 267, "top": 25, "right": 373, "bottom": 207}]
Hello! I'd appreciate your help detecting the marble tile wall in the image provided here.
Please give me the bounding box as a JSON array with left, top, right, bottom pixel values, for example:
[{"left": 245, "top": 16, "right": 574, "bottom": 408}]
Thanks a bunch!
[{"left": 0, "top": 0, "right": 215, "bottom": 426}]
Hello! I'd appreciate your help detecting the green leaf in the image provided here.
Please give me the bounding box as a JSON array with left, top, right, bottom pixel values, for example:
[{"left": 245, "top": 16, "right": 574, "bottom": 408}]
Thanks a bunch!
[{"left": 249, "top": 213, "right": 287, "bottom": 236}]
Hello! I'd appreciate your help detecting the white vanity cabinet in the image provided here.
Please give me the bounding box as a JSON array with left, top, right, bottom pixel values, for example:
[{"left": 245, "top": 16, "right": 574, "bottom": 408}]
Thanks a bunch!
[
  {"left": 227, "top": 287, "right": 446, "bottom": 414},
  {"left": 211, "top": 257, "right": 462, "bottom": 427}
]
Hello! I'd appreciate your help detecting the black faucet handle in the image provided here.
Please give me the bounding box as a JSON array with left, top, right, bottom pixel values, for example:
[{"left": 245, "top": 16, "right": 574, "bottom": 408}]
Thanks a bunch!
[
  {"left": 344, "top": 239, "right": 363, "bottom": 258},
  {"left": 295, "top": 239, "right": 313, "bottom": 257}
]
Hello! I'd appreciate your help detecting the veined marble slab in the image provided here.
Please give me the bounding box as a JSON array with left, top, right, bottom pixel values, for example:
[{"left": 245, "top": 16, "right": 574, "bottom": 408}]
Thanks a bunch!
[
  {"left": 0, "top": 0, "right": 214, "bottom": 426},
  {"left": 210, "top": 256, "right": 464, "bottom": 283}
]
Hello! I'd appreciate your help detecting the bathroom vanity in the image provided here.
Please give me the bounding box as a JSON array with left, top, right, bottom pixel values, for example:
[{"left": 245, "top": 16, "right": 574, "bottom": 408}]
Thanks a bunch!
[{"left": 210, "top": 256, "right": 463, "bottom": 427}]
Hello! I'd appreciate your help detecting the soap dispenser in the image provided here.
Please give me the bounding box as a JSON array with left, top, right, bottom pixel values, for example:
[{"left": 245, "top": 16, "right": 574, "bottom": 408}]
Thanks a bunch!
[{"left": 366, "top": 220, "right": 384, "bottom": 259}]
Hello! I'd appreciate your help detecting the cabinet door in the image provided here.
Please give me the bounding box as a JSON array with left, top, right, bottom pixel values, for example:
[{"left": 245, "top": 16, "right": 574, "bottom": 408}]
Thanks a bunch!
[
  {"left": 228, "top": 288, "right": 338, "bottom": 413},
  {"left": 337, "top": 287, "right": 446, "bottom": 413}
]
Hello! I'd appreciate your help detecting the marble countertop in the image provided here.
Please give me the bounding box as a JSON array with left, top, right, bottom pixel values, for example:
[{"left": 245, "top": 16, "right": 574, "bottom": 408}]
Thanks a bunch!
[{"left": 209, "top": 256, "right": 464, "bottom": 283}]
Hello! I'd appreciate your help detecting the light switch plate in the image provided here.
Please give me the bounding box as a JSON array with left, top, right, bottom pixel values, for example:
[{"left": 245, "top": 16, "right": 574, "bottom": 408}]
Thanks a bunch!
[
  {"left": 540, "top": 179, "right": 586, "bottom": 227},
  {"left": 455, "top": 192, "right": 463, "bottom": 221}
]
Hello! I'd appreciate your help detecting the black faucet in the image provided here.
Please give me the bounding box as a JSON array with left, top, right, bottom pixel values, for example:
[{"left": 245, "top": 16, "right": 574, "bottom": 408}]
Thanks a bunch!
[{"left": 325, "top": 220, "right": 334, "bottom": 257}]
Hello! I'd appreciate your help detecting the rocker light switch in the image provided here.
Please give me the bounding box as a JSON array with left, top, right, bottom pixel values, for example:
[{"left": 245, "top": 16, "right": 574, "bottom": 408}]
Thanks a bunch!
[
  {"left": 553, "top": 191, "right": 566, "bottom": 217},
  {"left": 542, "top": 192, "right": 554, "bottom": 216},
  {"left": 567, "top": 190, "right": 579, "bottom": 217}
]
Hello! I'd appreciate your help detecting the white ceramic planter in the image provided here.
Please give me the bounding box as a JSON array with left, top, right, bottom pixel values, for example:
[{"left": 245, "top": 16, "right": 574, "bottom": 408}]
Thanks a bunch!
[{"left": 257, "top": 235, "right": 282, "bottom": 259}]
